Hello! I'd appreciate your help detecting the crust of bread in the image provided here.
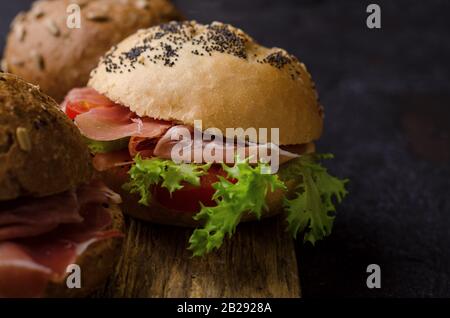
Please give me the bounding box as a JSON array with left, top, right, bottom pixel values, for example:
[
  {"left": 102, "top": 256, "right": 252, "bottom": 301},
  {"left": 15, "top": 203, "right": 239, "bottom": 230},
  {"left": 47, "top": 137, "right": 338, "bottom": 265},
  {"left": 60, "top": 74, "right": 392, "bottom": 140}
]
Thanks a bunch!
[
  {"left": 3, "top": 0, "right": 182, "bottom": 101},
  {"left": 0, "top": 73, "right": 92, "bottom": 201},
  {"left": 88, "top": 21, "right": 323, "bottom": 145},
  {"left": 44, "top": 202, "right": 124, "bottom": 298}
]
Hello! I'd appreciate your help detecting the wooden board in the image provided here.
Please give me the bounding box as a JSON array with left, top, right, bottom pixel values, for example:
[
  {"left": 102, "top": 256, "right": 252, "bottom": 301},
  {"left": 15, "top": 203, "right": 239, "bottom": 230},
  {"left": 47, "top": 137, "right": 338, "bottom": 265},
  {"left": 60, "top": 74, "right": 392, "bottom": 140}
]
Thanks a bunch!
[{"left": 98, "top": 215, "right": 301, "bottom": 298}]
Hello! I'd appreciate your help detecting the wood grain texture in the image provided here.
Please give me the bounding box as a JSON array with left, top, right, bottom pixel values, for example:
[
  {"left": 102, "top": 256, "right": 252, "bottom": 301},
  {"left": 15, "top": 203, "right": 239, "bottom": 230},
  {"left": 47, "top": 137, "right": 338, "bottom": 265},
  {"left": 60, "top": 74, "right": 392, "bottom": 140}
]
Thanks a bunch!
[{"left": 98, "top": 215, "right": 301, "bottom": 298}]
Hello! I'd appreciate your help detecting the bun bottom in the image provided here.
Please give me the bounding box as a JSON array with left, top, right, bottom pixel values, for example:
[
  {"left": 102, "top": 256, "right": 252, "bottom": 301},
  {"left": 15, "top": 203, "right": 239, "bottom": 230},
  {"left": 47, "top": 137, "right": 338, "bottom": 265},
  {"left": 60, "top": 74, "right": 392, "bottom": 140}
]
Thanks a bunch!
[
  {"left": 44, "top": 203, "right": 124, "bottom": 298},
  {"left": 98, "top": 165, "right": 298, "bottom": 228}
]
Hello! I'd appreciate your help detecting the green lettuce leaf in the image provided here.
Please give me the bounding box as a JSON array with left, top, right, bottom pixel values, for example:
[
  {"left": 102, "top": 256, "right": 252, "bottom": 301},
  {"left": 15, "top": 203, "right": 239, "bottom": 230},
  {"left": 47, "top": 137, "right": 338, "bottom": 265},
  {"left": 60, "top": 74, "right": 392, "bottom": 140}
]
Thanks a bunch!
[
  {"left": 282, "top": 154, "right": 348, "bottom": 245},
  {"left": 84, "top": 137, "right": 129, "bottom": 154},
  {"left": 188, "top": 158, "right": 287, "bottom": 256},
  {"left": 123, "top": 155, "right": 210, "bottom": 206},
  {"left": 123, "top": 152, "right": 348, "bottom": 256}
]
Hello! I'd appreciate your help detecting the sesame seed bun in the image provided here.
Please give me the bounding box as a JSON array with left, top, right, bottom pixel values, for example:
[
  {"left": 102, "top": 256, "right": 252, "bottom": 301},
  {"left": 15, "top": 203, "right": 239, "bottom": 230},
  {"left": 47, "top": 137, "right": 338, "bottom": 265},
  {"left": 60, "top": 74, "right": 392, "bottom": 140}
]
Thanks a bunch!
[
  {"left": 88, "top": 21, "right": 324, "bottom": 146},
  {"left": 0, "top": 73, "right": 92, "bottom": 201},
  {"left": 2, "top": 0, "right": 183, "bottom": 102}
]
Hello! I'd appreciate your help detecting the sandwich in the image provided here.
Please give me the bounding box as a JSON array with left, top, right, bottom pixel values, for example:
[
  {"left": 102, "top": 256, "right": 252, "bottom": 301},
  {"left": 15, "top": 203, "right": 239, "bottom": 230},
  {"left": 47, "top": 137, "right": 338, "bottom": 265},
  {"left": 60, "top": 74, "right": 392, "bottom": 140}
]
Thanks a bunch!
[
  {"left": 0, "top": 73, "right": 124, "bottom": 298},
  {"left": 2, "top": 0, "right": 182, "bottom": 102},
  {"left": 61, "top": 21, "right": 348, "bottom": 256}
]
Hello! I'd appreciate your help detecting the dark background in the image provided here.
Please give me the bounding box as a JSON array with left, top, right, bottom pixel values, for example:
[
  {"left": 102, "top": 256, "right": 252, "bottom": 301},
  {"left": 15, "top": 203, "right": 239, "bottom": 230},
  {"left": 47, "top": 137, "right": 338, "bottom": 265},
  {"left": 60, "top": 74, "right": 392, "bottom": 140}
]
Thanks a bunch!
[{"left": 1, "top": 0, "right": 449, "bottom": 297}]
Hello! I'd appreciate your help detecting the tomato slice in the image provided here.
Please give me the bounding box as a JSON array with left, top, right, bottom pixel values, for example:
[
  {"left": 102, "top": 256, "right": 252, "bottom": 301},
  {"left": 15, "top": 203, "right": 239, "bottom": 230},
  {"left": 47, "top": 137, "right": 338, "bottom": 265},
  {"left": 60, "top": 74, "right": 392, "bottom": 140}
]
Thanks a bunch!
[
  {"left": 104, "top": 158, "right": 234, "bottom": 213},
  {"left": 154, "top": 165, "right": 232, "bottom": 213},
  {"left": 63, "top": 88, "right": 116, "bottom": 120},
  {"left": 66, "top": 101, "right": 94, "bottom": 120}
]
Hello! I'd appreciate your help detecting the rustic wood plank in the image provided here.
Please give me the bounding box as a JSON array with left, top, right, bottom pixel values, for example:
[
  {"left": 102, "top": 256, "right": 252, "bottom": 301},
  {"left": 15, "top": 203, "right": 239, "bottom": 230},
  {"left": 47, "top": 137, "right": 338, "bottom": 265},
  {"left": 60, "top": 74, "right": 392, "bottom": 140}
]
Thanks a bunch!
[{"left": 98, "top": 215, "right": 301, "bottom": 298}]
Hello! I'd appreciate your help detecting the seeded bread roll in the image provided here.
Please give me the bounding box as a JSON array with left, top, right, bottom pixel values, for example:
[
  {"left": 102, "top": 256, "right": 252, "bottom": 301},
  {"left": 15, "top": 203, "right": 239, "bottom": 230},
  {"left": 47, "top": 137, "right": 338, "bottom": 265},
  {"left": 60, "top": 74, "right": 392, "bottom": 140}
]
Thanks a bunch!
[
  {"left": 2, "top": 0, "right": 183, "bottom": 102},
  {"left": 88, "top": 21, "right": 324, "bottom": 145},
  {"left": 0, "top": 73, "right": 92, "bottom": 201}
]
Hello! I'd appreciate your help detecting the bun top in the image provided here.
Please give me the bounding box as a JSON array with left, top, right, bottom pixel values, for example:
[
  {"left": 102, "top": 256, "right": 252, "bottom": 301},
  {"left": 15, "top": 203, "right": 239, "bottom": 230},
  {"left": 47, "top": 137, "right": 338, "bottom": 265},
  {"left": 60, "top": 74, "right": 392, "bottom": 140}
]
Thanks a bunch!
[
  {"left": 88, "top": 21, "right": 324, "bottom": 145},
  {"left": 2, "top": 0, "right": 182, "bottom": 102},
  {"left": 0, "top": 73, "right": 92, "bottom": 201}
]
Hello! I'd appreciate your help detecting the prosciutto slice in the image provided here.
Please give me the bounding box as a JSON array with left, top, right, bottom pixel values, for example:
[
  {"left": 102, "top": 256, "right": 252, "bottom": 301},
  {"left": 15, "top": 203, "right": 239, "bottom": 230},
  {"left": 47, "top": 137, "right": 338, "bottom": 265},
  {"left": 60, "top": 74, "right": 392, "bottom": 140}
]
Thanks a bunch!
[
  {"left": 64, "top": 87, "right": 171, "bottom": 141},
  {"left": 0, "top": 191, "right": 83, "bottom": 230},
  {"left": 61, "top": 87, "right": 116, "bottom": 113},
  {"left": 0, "top": 224, "right": 58, "bottom": 243},
  {"left": 92, "top": 149, "right": 132, "bottom": 172},
  {"left": 151, "top": 125, "right": 300, "bottom": 165},
  {"left": 75, "top": 105, "right": 171, "bottom": 141},
  {"left": 0, "top": 182, "right": 122, "bottom": 298},
  {"left": 64, "top": 88, "right": 302, "bottom": 170},
  {"left": 0, "top": 243, "right": 51, "bottom": 298}
]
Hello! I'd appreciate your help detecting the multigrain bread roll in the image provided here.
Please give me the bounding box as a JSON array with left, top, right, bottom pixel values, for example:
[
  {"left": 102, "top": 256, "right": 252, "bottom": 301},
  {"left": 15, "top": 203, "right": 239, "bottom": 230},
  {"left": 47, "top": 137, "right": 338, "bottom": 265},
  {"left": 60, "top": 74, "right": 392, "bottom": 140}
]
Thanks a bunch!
[
  {"left": 0, "top": 73, "right": 92, "bottom": 200},
  {"left": 0, "top": 73, "right": 124, "bottom": 298},
  {"left": 2, "top": 0, "right": 183, "bottom": 102}
]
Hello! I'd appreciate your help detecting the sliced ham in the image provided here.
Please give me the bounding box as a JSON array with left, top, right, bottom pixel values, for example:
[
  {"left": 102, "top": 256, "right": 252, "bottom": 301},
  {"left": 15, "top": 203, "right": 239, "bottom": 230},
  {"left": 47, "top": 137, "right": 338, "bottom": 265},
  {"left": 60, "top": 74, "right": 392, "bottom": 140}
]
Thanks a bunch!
[
  {"left": 151, "top": 125, "right": 300, "bottom": 165},
  {"left": 76, "top": 180, "right": 122, "bottom": 207},
  {"left": 0, "top": 190, "right": 81, "bottom": 227},
  {"left": 61, "top": 87, "right": 116, "bottom": 113},
  {"left": 152, "top": 125, "right": 194, "bottom": 160},
  {"left": 64, "top": 87, "right": 301, "bottom": 168},
  {"left": 0, "top": 182, "right": 123, "bottom": 298},
  {"left": 92, "top": 149, "right": 132, "bottom": 172},
  {"left": 65, "top": 87, "right": 172, "bottom": 141},
  {"left": 0, "top": 224, "right": 58, "bottom": 242},
  {"left": 0, "top": 190, "right": 81, "bottom": 241},
  {"left": 128, "top": 136, "right": 158, "bottom": 159},
  {"left": 0, "top": 242, "right": 51, "bottom": 298},
  {"left": 16, "top": 205, "right": 114, "bottom": 275},
  {"left": 75, "top": 104, "right": 171, "bottom": 141}
]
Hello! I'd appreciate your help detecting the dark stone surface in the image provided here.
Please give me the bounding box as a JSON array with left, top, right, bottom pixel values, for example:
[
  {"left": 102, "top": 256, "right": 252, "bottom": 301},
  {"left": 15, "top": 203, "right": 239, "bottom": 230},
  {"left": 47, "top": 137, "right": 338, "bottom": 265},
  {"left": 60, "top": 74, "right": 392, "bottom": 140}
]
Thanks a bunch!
[{"left": 1, "top": 0, "right": 449, "bottom": 297}]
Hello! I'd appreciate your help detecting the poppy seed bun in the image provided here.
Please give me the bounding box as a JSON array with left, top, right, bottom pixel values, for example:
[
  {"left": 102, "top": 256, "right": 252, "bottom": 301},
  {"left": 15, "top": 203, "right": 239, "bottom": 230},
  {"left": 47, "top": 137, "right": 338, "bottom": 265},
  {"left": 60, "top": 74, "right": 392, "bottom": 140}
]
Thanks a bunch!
[
  {"left": 45, "top": 202, "right": 124, "bottom": 298},
  {"left": 0, "top": 73, "right": 92, "bottom": 201},
  {"left": 3, "top": 0, "right": 182, "bottom": 102},
  {"left": 88, "top": 21, "right": 324, "bottom": 145}
]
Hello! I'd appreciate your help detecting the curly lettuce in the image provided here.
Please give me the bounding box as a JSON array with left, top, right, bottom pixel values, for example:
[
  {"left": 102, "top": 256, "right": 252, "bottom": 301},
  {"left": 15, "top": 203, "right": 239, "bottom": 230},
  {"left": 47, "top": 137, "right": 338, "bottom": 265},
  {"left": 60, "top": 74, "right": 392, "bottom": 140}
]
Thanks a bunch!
[
  {"left": 84, "top": 137, "right": 129, "bottom": 154},
  {"left": 281, "top": 154, "right": 348, "bottom": 244},
  {"left": 123, "top": 154, "right": 348, "bottom": 256},
  {"left": 188, "top": 159, "right": 287, "bottom": 256},
  {"left": 123, "top": 155, "right": 210, "bottom": 206}
]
